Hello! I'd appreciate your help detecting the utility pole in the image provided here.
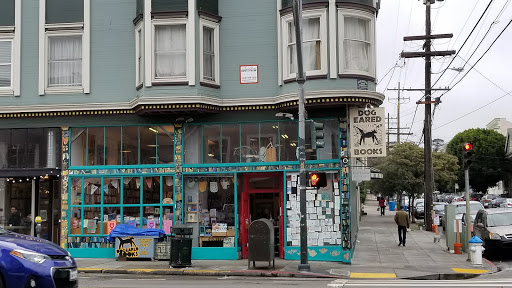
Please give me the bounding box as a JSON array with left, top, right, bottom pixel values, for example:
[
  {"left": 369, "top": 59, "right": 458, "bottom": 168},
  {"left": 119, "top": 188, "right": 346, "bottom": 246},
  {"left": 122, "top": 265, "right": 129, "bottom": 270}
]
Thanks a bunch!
[
  {"left": 388, "top": 82, "right": 412, "bottom": 144},
  {"left": 292, "top": 0, "right": 310, "bottom": 271},
  {"left": 401, "top": 0, "right": 455, "bottom": 232}
]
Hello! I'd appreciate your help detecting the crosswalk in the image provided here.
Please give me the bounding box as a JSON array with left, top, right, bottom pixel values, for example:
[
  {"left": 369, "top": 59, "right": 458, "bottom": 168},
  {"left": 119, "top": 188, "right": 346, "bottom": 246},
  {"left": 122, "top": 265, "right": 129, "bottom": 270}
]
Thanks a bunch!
[{"left": 328, "top": 278, "right": 512, "bottom": 287}]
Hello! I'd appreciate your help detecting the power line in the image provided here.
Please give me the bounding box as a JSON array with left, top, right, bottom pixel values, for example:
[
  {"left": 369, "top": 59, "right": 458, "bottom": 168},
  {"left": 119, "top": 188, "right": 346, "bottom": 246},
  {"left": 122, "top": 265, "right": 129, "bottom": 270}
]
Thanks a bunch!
[{"left": 431, "top": 0, "right": 494, "bottom": 88}]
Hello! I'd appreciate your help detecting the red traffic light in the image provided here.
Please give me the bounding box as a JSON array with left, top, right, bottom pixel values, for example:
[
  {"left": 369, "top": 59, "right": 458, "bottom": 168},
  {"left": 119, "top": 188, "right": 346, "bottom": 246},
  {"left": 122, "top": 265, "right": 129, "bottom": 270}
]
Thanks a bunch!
[
  {"left": 463, "top": 143, "right": 472, "bottom": 151},
  {"left": 309, "top": 172, "right": 327, "bottom": 188}
]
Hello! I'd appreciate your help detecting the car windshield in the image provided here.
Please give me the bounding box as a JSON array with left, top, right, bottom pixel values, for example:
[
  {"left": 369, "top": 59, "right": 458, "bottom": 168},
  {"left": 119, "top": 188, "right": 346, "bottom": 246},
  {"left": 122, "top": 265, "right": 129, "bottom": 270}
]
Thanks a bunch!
[
  {"left": 487, "top": 212, "right": 512, "bottom": 227},
  {"left": 0, "top": 227, "right": 8, "bottom": 235},
  {"left": 416, "top": 202, "right": 424, "bottom": 208},
  {"left": 434, "top": 204, "right": 445, "bottom": 212},
  {"left": 456, "top": 203, "right": 484, "bottom": 214}
]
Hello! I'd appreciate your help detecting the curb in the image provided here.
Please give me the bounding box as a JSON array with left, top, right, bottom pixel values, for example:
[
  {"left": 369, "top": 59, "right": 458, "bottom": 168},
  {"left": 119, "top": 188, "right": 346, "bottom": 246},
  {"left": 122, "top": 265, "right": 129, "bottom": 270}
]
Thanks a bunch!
[
  {"left": 483, "top": 258, "right": 499, "bottom": 274},
  {"left": 78, "top": 268, "right": 344, "bottom": 279}
]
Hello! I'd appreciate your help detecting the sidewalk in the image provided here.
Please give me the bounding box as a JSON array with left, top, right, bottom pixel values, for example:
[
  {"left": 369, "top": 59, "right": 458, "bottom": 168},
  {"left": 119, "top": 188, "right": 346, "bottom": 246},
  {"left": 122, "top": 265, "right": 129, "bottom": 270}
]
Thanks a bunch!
[{"left": 76, "top": 198, "right": 497, "bottom": 279}]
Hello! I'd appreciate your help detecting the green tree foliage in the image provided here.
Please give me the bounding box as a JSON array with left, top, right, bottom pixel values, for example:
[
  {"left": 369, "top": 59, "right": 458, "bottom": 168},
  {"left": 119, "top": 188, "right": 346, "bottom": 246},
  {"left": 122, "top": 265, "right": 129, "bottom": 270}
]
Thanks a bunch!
[
  {"left": 369, "top": 142, "right": 459, "bottom": 199},
  {"left": 446, "top": 128, "right": 508, "bottom": 193},
  {"left": 433, "top": 151, "right": 459, "bottom": 193}
]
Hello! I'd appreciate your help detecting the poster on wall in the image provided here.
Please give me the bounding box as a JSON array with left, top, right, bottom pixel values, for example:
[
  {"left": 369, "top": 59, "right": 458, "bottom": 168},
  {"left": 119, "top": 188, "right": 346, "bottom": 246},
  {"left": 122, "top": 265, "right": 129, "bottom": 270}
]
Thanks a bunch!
[
  {"left": 349, "top": 107, "right": 386, "bottom": 157},
  {"left": 240, "top": 65, "right": 258, "bottom": 84}
]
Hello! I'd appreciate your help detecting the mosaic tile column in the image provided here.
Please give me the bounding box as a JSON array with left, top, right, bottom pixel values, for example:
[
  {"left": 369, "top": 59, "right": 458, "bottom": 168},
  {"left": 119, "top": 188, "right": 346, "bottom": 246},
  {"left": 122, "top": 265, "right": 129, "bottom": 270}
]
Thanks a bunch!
[
  {"left": 340, "top": 121, "right": 351, "bottom": 251},
  {"left": 174, "top": 124, "right": 183, "bottom": 224},
  {"left": 60, "top": 127, "right": 70, "bottom": 248}
]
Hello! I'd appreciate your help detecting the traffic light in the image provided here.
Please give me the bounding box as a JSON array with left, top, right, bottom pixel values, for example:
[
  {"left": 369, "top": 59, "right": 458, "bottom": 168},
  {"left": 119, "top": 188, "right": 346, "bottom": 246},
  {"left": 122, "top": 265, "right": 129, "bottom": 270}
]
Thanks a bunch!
[
  {"left": 311, "top": 121, "right": 325, "bottom": 149},
  {"left": 462, "top": 142, "right": 473, "bottom": 168},
  {"left": 309, "top": 172, "right": 327, "bottom": 188}
]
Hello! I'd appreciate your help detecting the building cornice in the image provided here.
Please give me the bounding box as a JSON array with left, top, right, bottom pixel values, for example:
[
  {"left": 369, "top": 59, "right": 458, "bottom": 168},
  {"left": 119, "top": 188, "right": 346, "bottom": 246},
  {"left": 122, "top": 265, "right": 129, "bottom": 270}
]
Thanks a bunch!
[{"left": 0, "top": 90, "right": 384, "bottom": 118}]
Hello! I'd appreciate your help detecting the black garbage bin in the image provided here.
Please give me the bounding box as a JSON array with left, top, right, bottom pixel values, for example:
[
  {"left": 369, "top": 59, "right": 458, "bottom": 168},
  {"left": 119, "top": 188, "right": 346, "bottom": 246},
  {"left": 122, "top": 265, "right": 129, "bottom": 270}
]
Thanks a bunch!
[{"left": 169, "top": 225, "right": 193, "bottom": 268}]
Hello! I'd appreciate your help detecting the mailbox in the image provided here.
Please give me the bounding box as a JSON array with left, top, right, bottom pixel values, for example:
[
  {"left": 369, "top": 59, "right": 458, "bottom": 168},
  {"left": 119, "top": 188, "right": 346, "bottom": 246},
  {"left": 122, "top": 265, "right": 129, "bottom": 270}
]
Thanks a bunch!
[{"left": 248, "top": 218, "right": 275, "bottom": 269}]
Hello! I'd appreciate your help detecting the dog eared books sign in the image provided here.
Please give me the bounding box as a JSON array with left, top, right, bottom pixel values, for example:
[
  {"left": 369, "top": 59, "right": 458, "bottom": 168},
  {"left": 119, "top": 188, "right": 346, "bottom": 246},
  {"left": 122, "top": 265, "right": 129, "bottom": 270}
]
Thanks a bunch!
[{"left": 349, "top": 107, "right": 386, "bottom": 157}]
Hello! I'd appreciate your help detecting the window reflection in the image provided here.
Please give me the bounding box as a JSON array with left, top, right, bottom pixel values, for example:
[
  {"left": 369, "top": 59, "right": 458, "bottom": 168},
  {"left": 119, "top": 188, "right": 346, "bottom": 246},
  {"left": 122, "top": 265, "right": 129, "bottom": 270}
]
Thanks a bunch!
[
  {"left": 140, "top": 126, "right": 157, "bottom": 164},
  {"left": 203, "top": 125, "right": 221, "bottom": 163},
  {"left": 157, "top": 126, "right": 174, "bottom": 164},
  {"left": 240, "top": 123, "right": 259, "bottom": 162},
  {"left": 221, "top": 124, "right": 240, "bottom": 163},
  {"left": 122, "top": 126, "right": 139, "bottom": 165},
  {"left": 87, "top": 128, "right": 104, "bottom": 166},
  {"left": 280, "top": 122, "right": 298, "bottom": 161},
  {"left": 105, "top": 127, "right": 121, "bottom": 165}
]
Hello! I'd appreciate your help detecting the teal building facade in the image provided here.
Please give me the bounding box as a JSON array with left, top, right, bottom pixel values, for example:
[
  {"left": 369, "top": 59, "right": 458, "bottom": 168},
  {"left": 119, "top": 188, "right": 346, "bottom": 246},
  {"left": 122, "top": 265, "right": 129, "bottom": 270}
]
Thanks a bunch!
[{"left": 0, "top": 0, "right": 383, "bottom": 263}]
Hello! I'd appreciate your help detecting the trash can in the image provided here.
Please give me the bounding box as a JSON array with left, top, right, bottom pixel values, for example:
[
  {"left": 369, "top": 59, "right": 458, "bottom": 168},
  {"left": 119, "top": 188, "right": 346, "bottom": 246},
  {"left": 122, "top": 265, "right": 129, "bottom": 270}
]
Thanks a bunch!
[
  {"left": 388, "top": 201, "right": 396, "bottom": 211},
  {"left": 169, "top": 225, "right": 193, "bottom": 268},
  {"left": 248, "top": 218, "right": 275, "bottom": 269}
]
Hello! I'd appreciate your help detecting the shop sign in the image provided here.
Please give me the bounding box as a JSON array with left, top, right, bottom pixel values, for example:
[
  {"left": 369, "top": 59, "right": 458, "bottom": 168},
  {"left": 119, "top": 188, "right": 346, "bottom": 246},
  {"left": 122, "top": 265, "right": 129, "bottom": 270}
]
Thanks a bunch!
[
  {"left": 349, "top": 107, "right": 386, "bottom": 157},
  {"left": 352, "top": 168, "right": 371, "bottom": 182}
]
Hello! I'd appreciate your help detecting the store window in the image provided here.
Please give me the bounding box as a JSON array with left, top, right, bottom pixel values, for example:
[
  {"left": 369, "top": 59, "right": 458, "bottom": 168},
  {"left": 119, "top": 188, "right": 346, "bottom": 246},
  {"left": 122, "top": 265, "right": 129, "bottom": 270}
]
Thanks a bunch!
[
  {"left": 69, "top": 175, "right": 174, "bottom": 236},
  {"left": 279, "top": 121, "right": 298, "bottom": 161},
  {"left": 183, "top": 175, "right": 235, "bottom": 248},
  {"left": 285, "top": 172, "right": 341, "bottom": 247},
  {"left": 221, "top": 124, "right": 240, "bottom": 163},
  {"left": 70, "top": 125, "right": 174, "bottom": 167}
]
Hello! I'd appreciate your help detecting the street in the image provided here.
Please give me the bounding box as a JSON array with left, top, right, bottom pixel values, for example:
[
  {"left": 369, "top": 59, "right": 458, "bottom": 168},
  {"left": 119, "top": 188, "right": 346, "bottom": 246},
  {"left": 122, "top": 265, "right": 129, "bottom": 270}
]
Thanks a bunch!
[{"left": 78, "top": 274, "right": 512, "bottom": 288}]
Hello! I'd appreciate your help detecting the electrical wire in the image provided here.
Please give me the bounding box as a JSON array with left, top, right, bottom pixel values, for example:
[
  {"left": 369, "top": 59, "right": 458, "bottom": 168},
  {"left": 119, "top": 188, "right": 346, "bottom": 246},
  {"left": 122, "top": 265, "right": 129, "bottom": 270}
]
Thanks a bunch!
[{"left": 431, "top": 0, "right": 495, "bottom": 88}]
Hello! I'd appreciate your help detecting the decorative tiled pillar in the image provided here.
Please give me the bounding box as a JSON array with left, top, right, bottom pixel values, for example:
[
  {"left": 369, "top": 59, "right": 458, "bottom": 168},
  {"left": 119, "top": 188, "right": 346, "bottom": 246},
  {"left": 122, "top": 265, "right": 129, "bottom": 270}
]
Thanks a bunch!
[
  {"left": 60, "top": 127, "right": 70, "bottom": 248},
  {"left": 174, "top": 123, "right": 183, "bottom": 224}
]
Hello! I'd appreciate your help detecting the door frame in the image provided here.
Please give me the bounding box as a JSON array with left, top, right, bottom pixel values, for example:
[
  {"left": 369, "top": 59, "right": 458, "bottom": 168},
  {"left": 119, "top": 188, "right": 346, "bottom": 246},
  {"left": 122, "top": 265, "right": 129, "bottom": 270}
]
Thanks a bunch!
[{"left": 240, "top": 172, "right": 284, "bottom": 259}]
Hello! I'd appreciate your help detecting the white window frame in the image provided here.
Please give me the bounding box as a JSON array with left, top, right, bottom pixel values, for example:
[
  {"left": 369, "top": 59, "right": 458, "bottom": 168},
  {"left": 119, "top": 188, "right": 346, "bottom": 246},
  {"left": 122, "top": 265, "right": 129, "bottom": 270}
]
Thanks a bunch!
[
  {"left": 0, "top": 35, "right": 13, "bottom": 95},
  {"left": 38, "top": 0, "right": 89, "bottom": 95},
  {"left": 199, "top": 18, "right": 220, "bottom": 85},
  {"left": 44, "top": 27, "right": 85, "bottom": 94},
  {"left": 281, "top": 9, "right": 328, "bottom": 81},
  {"left": 135, "top": 22, "right": 143, "bottom": 87},
  {"left": 151, "top": 18, "right": 188, "bottom": 84},
  {"left": 338, "top": 9, "right": 375, "bottom": 78}
]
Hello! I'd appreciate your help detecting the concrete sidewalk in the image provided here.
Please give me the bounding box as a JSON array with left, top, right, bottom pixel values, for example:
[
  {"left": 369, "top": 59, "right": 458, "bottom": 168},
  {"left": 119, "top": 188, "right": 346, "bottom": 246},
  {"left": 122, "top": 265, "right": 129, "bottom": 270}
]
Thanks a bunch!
[{"left": 76, "top": 197, "right": 497, "bottom": 279}]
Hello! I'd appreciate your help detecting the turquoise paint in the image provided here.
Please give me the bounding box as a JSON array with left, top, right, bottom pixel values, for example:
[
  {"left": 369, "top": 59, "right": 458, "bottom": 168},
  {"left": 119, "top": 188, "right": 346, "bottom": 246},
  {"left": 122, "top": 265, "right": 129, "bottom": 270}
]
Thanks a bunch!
[
  {"left": 68, "top": 248, "right": 116, "bottom": 258},
  {"left": 284, "top": 247, "right": 351, "bottom": 262},
  {"left": 192, "top": 247, "right": 238, "bottom": 260},
  {"left": 0, "top": 0, "right": 15, "bottom": 26}
]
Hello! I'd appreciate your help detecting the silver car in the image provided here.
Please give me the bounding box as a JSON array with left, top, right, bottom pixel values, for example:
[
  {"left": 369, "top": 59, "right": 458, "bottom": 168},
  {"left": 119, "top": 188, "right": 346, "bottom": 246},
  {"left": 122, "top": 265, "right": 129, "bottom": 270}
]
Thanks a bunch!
[{"left": 473, "top": 208, "right": 512, "bottom": 256}]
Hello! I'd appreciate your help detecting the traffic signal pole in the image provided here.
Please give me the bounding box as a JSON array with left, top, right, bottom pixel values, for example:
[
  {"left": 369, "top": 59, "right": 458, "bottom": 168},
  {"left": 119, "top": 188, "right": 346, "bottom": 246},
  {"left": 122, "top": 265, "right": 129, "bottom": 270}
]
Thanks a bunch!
[
  {"left": 292, "top": 0, "right": 310, "bottom": 271},
  {"left": 465, "top": 167, "right": 471, "bottom": 261}
]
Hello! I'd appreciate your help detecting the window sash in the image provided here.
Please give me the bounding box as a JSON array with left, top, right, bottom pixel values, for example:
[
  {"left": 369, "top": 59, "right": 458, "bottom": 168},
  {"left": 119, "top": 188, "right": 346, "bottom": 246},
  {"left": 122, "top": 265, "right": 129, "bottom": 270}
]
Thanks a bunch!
[
  {"left": 136, "top": 28, "right": 143, "bottom": 85},
  {"left": 48, "top": 35, "right": 83, "bottom": 87},
  {"left": 286, "top": 17, "right": 322, "bottom": 75},
  {"left": 202, "top": 26, "right": 215, "bottom": 82},
  {"left": 0, "top": 40, "right": 12, "bottom": 88},
  {"left": 343, "top": 16, "right": 371, "bottom": 73},
  {"left": 154, "top": 24, "right": 187, "bottom": 79}
]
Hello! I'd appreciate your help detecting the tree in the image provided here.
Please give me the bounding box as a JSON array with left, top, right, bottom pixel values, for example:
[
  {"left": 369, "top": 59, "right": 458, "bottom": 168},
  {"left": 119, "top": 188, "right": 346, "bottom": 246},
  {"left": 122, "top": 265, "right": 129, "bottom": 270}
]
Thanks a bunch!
[
  {"left": 433, "top": 151, "right": 459, "bottom": 193},
  {"left": 369, "top": 142, "right": 459, "bottom": 220},
  {"left": 446, "top": 128, "right": 508, "bottom": 193}
]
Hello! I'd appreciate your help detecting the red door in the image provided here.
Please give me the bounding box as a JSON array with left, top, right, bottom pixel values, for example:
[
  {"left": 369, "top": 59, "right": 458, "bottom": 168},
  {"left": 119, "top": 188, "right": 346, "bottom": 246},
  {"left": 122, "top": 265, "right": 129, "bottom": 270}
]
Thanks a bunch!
[{"left": 239, "top": 172, "right": 284, "bottom": 259}]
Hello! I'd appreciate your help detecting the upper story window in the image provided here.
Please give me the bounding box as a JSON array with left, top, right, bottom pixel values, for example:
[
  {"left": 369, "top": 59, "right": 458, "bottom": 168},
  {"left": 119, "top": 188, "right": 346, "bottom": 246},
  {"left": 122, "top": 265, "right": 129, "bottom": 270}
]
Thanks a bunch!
[
  {"left": 0, "top": 39, "right": 12, "bottom": 90},
  {"left": 281, "top": 9, "right": 327, "bottom": 81},
  {"left": 135, "top": 23, "right": 143, "bottom": 87},
  {"left": 39, "top": 0, "right": 90, "bottom": 95},
  {"left": 199, "top": 18, "right": 219, "bottom": 86},
  {"left": 152, "top": 18, "right": 187, "bottom": 83},
  {"left": 338, "top": 9, "right": 375, "bottom": 78},
  {"left": 47, "top": 33, "right": 82, "bottom": 88}
]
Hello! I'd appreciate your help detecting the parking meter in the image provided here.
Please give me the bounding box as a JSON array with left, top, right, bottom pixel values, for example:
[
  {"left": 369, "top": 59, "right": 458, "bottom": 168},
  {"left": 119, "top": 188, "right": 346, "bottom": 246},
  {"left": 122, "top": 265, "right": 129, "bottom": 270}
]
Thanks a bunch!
[{"left": 35, "top": 216, "right": 42, "bottom": 238}]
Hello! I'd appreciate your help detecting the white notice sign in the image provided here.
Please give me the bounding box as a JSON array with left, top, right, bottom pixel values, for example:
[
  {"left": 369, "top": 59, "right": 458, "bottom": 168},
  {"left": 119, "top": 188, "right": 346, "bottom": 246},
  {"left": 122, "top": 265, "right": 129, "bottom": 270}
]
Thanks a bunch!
[
  {"left": 352, "top": 168, "right": 371, "bottom": 182},
  {"left": 240, "top": 65, "right": 258, "bottom": 84}
]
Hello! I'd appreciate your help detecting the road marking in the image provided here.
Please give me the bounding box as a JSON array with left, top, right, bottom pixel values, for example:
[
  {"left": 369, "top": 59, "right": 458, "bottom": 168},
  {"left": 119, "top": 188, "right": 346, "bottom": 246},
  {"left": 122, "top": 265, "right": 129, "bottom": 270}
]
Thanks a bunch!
[
  {"left": 349, "top": 272, "right": 396, "bottom": 278},
  {"left": 451, "top": 268, "right": 489, "bottom": 274},
  {"left": 329, "top": 279, "right": 512, "bottom": 287}
]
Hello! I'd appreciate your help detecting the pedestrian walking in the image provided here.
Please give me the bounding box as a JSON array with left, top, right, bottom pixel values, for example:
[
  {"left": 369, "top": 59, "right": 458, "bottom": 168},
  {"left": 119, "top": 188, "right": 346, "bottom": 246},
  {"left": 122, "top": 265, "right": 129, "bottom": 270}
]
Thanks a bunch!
[
  {"left": 378, "top": 197, "right": 386, "bottom": 216},
  {"left": 394, "top": 205, "right": 409, "bottom": 246}
]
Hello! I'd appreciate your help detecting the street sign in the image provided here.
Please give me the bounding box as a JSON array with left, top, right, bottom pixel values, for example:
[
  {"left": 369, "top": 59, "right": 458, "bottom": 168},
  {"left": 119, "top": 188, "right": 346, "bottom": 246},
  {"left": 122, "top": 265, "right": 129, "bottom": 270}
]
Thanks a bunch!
[{"left": 352, "top": 168, "right": 371, "bottom": 182}]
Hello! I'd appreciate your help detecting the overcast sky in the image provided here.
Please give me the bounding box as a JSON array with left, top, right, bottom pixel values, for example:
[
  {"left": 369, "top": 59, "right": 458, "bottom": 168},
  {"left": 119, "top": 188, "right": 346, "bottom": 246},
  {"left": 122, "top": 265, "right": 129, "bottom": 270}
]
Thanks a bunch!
[{"left": 376, "top": 0, "right": 512, "bottom": 146}]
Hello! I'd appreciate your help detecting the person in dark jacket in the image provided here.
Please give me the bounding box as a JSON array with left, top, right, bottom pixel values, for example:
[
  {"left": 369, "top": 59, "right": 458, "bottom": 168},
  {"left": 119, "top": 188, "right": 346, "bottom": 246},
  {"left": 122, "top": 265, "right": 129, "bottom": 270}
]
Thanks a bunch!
[
  {"left": 8, "top": 206, "right": 22, "bottom": 227},
  {"left": 394, "top": 206, "right": 410, "bottom": 246}
]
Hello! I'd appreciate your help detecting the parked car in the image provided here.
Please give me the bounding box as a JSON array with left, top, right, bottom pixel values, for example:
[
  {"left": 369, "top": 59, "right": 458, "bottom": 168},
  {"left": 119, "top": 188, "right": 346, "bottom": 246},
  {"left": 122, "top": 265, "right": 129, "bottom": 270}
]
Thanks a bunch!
[
  {"left": 414, "top": 201, "right": 425, "bottom": 219},
  {"left": 492, "top": 197, "right": 507, "bottom": 208},
  {"left": 481, "top": 194, "right": 498, "bottom": 208},
  {"left": 500, "top": 198, "right": 512, "bottom": 208},
  {"left": 0, "top": 226, "right": 78, "bottom": 287},
  {"left": 442, "top": 201, "right": 484, "bottom": 229},
  {"left": 433, "top": 202, "right": 448, "bottom": 227},
  {"left": 473, "top": 208, "right": 512, "bottom": 256}
]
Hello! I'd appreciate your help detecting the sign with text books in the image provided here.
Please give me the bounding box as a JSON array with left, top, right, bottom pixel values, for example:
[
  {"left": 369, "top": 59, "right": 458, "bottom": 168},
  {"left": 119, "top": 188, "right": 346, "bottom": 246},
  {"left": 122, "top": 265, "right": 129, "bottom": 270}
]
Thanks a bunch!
[{"left": 349, "top": 107, "right": 386, "bottom": 157}]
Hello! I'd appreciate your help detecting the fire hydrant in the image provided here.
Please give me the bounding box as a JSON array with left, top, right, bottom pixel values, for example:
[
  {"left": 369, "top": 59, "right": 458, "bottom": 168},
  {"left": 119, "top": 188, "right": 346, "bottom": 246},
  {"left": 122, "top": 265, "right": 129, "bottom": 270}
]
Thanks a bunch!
[{"left": 469, "top": 236, "right": 485, "bottom": 266}]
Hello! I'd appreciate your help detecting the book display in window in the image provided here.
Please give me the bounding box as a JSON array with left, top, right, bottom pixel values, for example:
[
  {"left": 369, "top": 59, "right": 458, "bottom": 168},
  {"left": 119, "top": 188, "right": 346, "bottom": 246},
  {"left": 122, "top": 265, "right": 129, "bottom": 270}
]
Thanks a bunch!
[{"left": 186, "top": 202, "right": 198, "bottom": 223}]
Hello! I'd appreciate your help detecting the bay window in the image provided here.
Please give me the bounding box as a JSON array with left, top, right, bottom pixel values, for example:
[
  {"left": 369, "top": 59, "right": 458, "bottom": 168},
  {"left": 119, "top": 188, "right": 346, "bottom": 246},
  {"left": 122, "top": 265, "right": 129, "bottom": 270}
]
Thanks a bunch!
[
  {"left": 152, "top": 19, "right": 187, "bottom": 83},
  {"left": 338, "top": 9, "right": 375, "bottom": 78},
  {"left": 48, "top": 34, "right": 82, "bottom": 88},
  {"left": 281, "top": 9, "right": 327, "bottom": 81},
  {"left": 200, "top": 18, "right": 219, "bottom": 85}
]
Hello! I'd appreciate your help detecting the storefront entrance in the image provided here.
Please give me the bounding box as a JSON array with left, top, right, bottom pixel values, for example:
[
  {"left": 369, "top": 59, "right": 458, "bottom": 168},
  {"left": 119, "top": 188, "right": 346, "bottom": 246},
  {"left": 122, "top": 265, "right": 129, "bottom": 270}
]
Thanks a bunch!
[{"left": 240, "top": 172, "right": 283, "bottom": 259}]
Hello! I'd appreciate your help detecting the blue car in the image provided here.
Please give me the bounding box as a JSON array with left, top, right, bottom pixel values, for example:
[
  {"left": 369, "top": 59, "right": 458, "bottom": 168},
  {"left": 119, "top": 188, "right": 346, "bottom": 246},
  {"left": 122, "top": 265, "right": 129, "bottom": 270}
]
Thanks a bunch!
[{"left": 0, "top": 227, "right": 78, "bottom": 288}]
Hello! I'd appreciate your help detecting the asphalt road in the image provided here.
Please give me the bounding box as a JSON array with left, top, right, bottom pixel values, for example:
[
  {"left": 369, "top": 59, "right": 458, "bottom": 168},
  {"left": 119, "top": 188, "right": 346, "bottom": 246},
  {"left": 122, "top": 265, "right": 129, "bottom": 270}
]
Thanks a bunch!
[{"left": 78, "top": 274, "right": 512, "bottom": 288}]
